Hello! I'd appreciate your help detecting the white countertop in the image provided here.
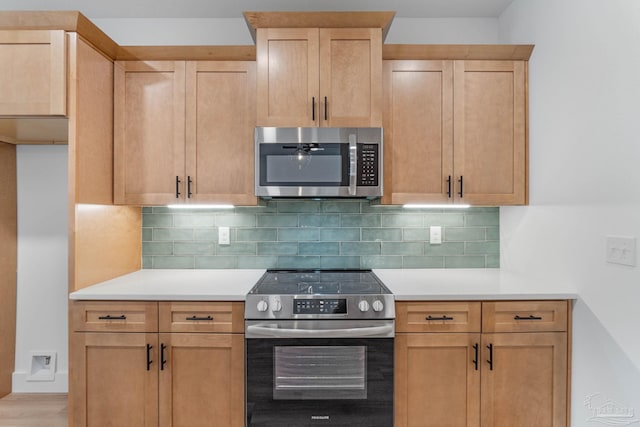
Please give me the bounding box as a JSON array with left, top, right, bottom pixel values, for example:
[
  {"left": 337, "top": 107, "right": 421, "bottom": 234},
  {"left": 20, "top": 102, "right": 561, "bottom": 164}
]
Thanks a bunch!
[
  {"left": 374, "top": 269, "right": 578, "bottom": 300},
  {"left": 69, "top": 269, "right": 266, "bottom": 301},
  {"left": 69, "top": 268, "right": 578, "bottom": 301}
]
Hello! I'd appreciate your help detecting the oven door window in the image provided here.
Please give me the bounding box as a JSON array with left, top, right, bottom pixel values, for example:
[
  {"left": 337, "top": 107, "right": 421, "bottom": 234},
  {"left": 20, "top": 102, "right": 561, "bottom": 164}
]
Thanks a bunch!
[{"left": 274, "top": 346, "right": 366, "bottom": 400}]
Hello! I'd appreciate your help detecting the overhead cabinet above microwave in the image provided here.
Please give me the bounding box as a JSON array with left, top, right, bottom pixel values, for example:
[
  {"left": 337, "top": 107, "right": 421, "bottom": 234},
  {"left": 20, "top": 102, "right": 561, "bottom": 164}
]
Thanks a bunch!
[{"left": 256, "top": 28, "right": 382, "bottom": 128}]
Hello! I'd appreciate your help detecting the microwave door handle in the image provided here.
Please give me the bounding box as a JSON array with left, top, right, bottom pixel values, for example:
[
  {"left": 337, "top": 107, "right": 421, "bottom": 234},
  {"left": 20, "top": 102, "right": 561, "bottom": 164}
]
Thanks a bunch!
[
  {"left": 246, "top": 323, "right": 393, "bottom": 339},
  {"left": 349, "top": 134, "right": 357, "bottom": 196}
]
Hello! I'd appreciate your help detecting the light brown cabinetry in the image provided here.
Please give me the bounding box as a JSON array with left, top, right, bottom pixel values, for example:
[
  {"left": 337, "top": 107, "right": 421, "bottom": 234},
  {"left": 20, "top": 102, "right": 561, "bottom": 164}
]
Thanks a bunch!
[
  {"left": 395, "top": 300, "right": 569, "bottom": 427},
  {"left": 114, "top": 60, "right": 256, "bottom": 205},
  {"left": 0, "top": 30, "right": 66, "bottom": 116},
  {"left": 71, "top": 301, "right": 245, "bottom": 427},
  {"left": 256, "top": 28, "right": 382, "bottom": 127},
  {"left": 383, "top": 60, "right": 527, "bottom": 205}
]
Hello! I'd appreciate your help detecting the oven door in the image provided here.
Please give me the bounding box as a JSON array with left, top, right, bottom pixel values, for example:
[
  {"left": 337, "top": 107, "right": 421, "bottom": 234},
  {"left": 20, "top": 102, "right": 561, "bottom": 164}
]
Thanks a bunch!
[{"left": 246, "top": 322, "right": 393, "bottom": 427}]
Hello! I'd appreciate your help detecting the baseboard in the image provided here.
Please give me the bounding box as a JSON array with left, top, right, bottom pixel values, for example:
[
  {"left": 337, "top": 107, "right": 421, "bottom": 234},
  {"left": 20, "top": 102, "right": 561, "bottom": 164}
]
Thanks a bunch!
[{"left": 11, "top": 371, "right": 68, "bottom": 393}]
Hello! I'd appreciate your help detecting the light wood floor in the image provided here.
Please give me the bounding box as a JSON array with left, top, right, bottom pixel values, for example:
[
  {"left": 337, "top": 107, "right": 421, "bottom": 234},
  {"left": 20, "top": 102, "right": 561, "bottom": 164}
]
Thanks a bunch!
[{"left": 0, "top": 393, "right": 67, "bottom": 427}]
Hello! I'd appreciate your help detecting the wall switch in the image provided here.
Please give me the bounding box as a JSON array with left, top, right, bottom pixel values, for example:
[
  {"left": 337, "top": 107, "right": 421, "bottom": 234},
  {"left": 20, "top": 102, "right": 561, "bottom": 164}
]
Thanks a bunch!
[
  {"left": 218, "top": 227, "right": 230, "bottom": 245},
  {"left": 430, "top": 226, "right": 442, "bottom": 245},
  {"left": 606, "top": 236, "right": 636, "bottom": 266}
]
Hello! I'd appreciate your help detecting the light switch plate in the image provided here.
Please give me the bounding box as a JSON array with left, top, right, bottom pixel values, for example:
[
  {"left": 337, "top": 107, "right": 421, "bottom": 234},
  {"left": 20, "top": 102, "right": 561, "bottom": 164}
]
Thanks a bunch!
[
  {"left": 218, "top": 227, "right": 230, "bottom": 245},
  {"left": 430, "top": 226, "right": 442, "bottom": 245},
  {"left": 606, "top": 236, "right": 636, "bottom": 266}
]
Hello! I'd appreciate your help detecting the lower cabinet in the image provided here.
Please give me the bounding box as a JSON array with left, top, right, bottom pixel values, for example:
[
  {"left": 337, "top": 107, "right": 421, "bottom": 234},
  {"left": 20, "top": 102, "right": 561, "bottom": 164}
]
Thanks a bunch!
[
  {"left": 395, "top": 300, "right": 570, "bottom": 427},
  {"left": 71, "top": 301, "right": 244, "bottom": 427}
]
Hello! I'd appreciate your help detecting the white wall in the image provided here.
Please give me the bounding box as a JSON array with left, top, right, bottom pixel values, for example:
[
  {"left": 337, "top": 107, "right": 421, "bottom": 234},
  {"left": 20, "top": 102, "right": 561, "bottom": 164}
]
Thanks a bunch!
[
  {"left": 499, "top": 0, "right": 640, "bottom": 424},
  {"left": 13, "top": 145, "right": 68, "bottom": 392},
  {"left": 92, "top": 17, "right": 499, "bottom": 45}
]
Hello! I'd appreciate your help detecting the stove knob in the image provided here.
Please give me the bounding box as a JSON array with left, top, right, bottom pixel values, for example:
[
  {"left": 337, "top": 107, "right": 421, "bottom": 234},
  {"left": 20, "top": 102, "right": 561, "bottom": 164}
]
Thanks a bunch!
[
  {"left": 372, "top": 300, "right": 384, "bottom": 312},
  {"left": 256, "top": 300, "right": 269, "bottom": 312},
  {"left": 272, "top": 299, "right": 282, "bottom": 312},
  {"left": 358, "top": 300, "right": 370, "bottom": 312}
]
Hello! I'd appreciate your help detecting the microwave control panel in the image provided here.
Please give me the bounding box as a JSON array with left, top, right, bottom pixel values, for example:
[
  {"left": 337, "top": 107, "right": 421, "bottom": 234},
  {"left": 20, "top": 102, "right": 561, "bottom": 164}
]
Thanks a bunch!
[{"left": 357, "top": 144, "right": 379, "bottom": 186}]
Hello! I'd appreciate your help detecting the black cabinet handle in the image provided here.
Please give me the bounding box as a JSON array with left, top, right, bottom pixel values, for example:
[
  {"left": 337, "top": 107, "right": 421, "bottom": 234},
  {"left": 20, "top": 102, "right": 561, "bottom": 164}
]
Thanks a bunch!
[
  {"left": 312, "top": 96, "right": 315, "bottom": 121},
  {"left": 175, "top": 176, "right": 181, "bottom": 198},
  {"left": 146, "top": 344, "right": 153, "bottom": 371},
  {"left": 426, "top": 315, "right": 454, "bottom": 321},
  {"left": 187, "top": 176, "right": 193, "bottom": 198},
  {"left": 161, "top": 343, "right": 167, "bottom": 371},
  {"left": 458, "top": 176, "right": 464, "bottom": 198},
  {"left": 98, "top": 315, "right": 126, "bottom": 320},
  {"left": 514, "top": 315, "right": 543, "bottom": 320},
  {"left": 473, "top": 343, "right": 479, "bottom": 371},
  {"left": 324, "top": 96, "right": 328, "bottom": 121},
  {"left": 446, "top": 175, "right": 452, "bottom": 198},
  {"left": 185, "top": 315, "right": 213, "bottom": 321},
  {"left": 486, "top": 343, "right": 493, "bottom": 370}
]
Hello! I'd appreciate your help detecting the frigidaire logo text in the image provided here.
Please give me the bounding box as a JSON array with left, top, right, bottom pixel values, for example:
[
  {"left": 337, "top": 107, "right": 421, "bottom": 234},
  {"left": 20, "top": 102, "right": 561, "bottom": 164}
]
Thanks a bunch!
[{"left": 311, "top": 415, "right": 330, "bottom": 420}]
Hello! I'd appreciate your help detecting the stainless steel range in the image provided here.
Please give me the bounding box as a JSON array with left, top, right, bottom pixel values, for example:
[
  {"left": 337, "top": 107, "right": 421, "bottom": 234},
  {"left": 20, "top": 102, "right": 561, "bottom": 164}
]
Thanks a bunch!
[{"left": 245, "top": 269, "right": 395, "bottom": 427}]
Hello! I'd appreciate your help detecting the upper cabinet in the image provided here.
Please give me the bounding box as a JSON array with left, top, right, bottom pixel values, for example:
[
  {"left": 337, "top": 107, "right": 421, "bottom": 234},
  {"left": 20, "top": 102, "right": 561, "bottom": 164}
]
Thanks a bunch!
[
  {"left": 256, "top": 28, "right": 382, "bottom": 127},
  {"left": 383, "top": 50, "right": 530, "bottom": 206},
  {"left": 114, "top": 61, "right": 186, "bottom": 205},
  {"left": 248, "top": 11, "right": 393, "bottom": 128},
  {"left": 382, "top": 60, "right": 453, "bottom": 205},
  {"left": 453, "top": 60, "right": 526, "bottom": 205},
  {"left": 114, "top": 60, "right": 257, "bottom": 206},
  {"left": 0, "top": 30, "right": 66, "bottom": 116}
]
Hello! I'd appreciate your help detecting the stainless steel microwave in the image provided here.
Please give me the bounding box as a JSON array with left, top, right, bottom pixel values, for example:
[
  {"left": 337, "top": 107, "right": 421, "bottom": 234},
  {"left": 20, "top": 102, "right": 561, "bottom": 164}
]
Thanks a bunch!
[{"left": 255, "top": 127, "right": 383, "bottom": 198}]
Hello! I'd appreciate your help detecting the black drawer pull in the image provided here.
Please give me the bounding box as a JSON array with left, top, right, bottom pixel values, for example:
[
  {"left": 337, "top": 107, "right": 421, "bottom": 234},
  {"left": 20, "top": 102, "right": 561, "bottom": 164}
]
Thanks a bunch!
[
  {"left": 146, "top": 344, "right": 153, "bottom": 371},
  {"left": 486, "top": 343, "right": 493, "bottom": 370},
  {"left": 161, "top": 343, "right": 167, "bottom": 371},
  {"left": 514, "top": 315, "right": 543, "bottom": 320},
  {"left": 186, "top": 315, "right": 213, "bottom": 321},
  {"left": 98, "top": 315, "right": 127, "bottom": 320},
  {"left": 426, "top": 315, "right": 454, "bottom": 321},
  {"left": 472, "top": 343, "right": 479, "bottom": 371}
]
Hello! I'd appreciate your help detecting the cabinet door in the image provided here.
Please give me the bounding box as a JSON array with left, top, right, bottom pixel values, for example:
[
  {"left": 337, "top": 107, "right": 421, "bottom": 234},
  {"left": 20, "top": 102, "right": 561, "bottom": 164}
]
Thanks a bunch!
[
  {"left": 159, "top": 333, "right": 244, "bottom": 427},
  {"left": 319, "top": 28, "right": 382, "bottom": 127},
  {"left": 395, "top": 333, "right": 480, "bottom": 427},
  {"left": 382, "top": 60, "right": 453, "bottom": 204},
  {"left": 71, "top": 332, "right": 159, "bottom": 427},
  {"left": 0, "top": 30, "right": 66, "bottom": 116},
  {"left": 185, "top": 61, "right": 257, "bottom": 205},
  {"left": 114, "top": 61, "right": 186, "bottom": 205},
  {"left": 481, "top": 333, "right": 567, "bottom": 427},
  {"left": 453, "top": 60, "right": 527, "bottom": 205},
  {"left": 256, "top": 28, "right": 319, "bottom": 127}
]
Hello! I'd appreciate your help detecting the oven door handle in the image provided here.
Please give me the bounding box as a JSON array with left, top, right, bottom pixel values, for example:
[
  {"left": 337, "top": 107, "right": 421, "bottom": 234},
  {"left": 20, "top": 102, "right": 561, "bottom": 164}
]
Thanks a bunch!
[{"left": 246, "top": 323, "right": 394, "bottom": 339}]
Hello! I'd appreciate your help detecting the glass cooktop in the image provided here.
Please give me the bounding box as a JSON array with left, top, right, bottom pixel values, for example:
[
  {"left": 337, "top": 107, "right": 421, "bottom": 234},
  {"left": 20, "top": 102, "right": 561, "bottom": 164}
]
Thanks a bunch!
[{"left": 249, "top": 270, "right": 391, "bottom": 295}]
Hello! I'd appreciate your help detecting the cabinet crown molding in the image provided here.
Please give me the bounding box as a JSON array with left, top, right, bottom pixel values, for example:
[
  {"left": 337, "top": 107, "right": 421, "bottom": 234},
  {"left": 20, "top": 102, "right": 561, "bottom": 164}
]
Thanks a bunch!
[
  {"left": 243, "top": 11, "right": 395, "bottom": 42},
  {"left": 383, "top": 44, "right": 534, "bottom": 61}
]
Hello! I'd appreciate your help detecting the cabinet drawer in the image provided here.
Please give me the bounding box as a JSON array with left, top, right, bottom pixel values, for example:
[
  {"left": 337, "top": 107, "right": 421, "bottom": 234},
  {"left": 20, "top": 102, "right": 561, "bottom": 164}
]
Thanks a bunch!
[
  {"left": 482, "top": 300, "right": 568, "bottom": 332},
  {"left": 159, "top": 302, "right": 244, "bottom": 333},
  {"left": 72, "top": 301, "right": 158, "bottom": 332},
  {"left": 396, "top": 302, "right": 481, "bottom": 333}
]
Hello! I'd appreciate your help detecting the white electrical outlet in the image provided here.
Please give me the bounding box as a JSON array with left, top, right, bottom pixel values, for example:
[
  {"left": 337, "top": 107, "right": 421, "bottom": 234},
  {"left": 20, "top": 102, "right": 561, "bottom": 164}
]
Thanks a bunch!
[
  {"left": 430, "top": 226, "right": 442, "bottom": 245},
  {"left": 606, "top": 236, "right": 636, "bottom": 266},
  {"left": 218, "top": 226, "right": 230, "bottom": 245}
]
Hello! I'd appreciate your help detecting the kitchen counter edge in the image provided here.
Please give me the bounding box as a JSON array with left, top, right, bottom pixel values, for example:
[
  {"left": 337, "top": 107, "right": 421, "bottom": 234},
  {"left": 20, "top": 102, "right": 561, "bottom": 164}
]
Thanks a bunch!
[{"left": 69, "top": 268, "right": 579, "bottom": 302}]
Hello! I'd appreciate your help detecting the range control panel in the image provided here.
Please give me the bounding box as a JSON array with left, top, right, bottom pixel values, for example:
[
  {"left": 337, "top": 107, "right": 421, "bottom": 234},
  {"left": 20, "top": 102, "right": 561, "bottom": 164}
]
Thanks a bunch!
[{"left": 294, "top": 299, "right": 347, "bottom": 315}]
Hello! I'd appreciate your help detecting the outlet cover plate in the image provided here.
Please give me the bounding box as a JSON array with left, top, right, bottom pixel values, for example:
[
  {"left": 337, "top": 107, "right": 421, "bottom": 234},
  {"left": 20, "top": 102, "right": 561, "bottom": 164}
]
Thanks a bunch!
[
  {"left": 430, "top": 226, "right": 442, "bottom": 245},
  {"left": 218, "top": 227, "right": 230, "bottom": 245},
  {"left": 606, "top": 236, "right": 636, "bottom": 266}
]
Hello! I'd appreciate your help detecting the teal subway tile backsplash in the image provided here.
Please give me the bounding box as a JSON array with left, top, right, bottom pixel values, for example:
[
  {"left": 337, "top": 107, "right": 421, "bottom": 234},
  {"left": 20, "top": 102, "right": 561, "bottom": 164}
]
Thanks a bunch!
[{"left": 142, "top": 201, "right": 499, "bottom": 269}]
